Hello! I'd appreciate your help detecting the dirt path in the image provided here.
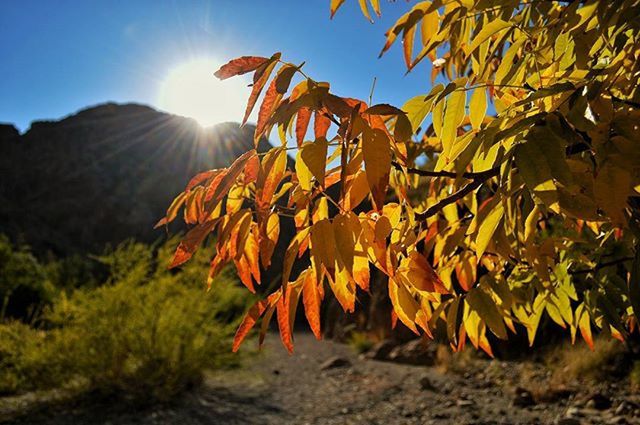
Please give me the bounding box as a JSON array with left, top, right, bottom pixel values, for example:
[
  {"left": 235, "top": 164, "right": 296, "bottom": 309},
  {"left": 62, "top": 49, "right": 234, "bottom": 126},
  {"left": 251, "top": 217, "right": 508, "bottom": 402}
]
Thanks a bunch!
[{"left": 3, "top": 333, "right": 639, "bottom": 425}]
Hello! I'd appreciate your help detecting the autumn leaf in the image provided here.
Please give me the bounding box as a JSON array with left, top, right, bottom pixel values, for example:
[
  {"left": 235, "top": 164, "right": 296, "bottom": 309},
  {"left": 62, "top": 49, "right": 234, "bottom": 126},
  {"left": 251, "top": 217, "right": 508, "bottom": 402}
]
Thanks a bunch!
[
  {"left": 302, "top": 268, "right": 322, "bottom": 339},
  {"left": 295, "top": 107, "right": 312, "bottom": 147},
  {"left": 169, "top": 220, "right": 218, "bottom": 269},
  {"left": 362, "top": 127, "right": 391, "bottom": 210},
  {"left": 242, "top": 53, "right": 281, "bottom": 126},
  {"left": 214, "top": 56, "right": 270, "bottom": 80}
]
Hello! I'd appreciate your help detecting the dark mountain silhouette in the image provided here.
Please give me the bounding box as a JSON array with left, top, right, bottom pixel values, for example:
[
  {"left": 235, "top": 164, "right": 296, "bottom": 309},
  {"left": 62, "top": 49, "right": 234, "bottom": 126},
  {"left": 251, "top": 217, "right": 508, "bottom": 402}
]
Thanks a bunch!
[{"left": 0, "top": 102, "right": 277, "bottom": 255}]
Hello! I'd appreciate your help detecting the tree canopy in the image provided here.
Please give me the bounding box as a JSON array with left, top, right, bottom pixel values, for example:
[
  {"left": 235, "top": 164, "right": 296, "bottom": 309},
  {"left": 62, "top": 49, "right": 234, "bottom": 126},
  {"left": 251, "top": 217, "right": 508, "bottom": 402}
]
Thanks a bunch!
[{"left": 158, "top": 0, "right": 640, "bottom": 355}]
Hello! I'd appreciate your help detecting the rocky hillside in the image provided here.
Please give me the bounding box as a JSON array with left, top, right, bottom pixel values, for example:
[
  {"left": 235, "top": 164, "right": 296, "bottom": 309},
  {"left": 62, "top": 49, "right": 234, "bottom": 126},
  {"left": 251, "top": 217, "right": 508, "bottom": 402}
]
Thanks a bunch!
[{"left": 0, "top": 103, "right": 275, "bottom": 255}]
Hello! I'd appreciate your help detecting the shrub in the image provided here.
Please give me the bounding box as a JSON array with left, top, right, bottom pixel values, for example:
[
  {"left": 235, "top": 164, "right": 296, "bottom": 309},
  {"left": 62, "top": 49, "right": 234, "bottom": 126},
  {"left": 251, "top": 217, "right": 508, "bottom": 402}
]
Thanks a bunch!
[
  {"left": 346, "top": 331, "right": 375, "bottom": 354},
  {"left": 546, "top": 338, "right": 629, "bottom": 385},
  {"left": 0, "top": 235, "right": 54, "bottom": 322},
  {"left": 0, "top": 321, "right": 61, "bottom": 395},
  {"left": 0, "top": 240, "right": 251, "bottom": 400}
]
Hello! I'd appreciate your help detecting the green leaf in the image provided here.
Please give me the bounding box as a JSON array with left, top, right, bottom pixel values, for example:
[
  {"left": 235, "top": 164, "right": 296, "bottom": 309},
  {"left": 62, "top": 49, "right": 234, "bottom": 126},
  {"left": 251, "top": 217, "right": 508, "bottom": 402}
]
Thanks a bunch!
[
  {"left": 466, "top": 288, "right": 507, "bottom": 340},
  {"left": 402, "top": 92, "right": 437, "bottom": 133}
]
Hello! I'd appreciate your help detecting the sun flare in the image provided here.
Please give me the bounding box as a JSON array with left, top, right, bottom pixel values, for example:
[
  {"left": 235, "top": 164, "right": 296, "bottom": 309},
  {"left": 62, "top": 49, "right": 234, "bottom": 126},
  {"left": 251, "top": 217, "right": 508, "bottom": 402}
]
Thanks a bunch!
[{"left": 157, "top": 58, "right": 249, "bottom": 127}]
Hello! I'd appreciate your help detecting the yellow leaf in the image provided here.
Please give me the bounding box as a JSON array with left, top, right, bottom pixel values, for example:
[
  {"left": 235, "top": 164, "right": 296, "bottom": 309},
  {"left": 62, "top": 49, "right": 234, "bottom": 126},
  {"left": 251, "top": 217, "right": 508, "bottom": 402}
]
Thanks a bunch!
[
  {"left": 469, "top": 88, "right": 487, "bottom": 130},
  {"left": 329, "top": 0, "right": 346, "bottom": 18},
  {"left": 468, "top": 19, "right": 511, "bottom": 54},
  {"left": 466, "top": 288, "right": 507, "bottom": 340},
  {"left": 357, "top": 0, "right": 372, "bottom": 22},
  {"left": 297, "top": 137, "right": 328, "bottom": 191},
  {"left": 311, "top": 219, "right": 336, "bottom": 271},
  {"left": 388, "top": 277, "right": 419, "bottom": 334},
  {"left": 363, "top": 127, "right": 391, "bottom": 209},
  {"left": 475, "top": 200, "right": 504, "bottom": 260},
  {"left": 441, "top": 90, "right": 466, "bottom": 159}
]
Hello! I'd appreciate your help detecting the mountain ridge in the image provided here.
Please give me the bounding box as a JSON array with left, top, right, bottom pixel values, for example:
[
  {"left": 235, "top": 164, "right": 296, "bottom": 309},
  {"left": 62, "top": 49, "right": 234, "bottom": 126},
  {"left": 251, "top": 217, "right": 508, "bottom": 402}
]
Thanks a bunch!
[{"left": 0, "top": 102, "right": 275, "bottom": 255}]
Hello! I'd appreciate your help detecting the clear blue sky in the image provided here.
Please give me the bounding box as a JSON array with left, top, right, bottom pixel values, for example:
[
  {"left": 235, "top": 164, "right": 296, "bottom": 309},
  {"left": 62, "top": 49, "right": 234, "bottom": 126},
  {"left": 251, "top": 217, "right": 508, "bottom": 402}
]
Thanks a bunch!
[{"left": 0, "top": 1, "right": 433, "bottom": 132}]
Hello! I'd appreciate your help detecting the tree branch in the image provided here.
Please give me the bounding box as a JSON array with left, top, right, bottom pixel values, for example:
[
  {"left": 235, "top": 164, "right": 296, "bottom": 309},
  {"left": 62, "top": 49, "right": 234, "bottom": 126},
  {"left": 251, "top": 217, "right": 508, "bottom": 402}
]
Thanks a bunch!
[
  {"left": 394, "top": 161, "right": 500, "bottom": 180},
  {"left": 570, "top": 256, "right": 634, "bottom": 275},
  {"left": 414, "top": 167, "right": 500, "bottom": 220}
]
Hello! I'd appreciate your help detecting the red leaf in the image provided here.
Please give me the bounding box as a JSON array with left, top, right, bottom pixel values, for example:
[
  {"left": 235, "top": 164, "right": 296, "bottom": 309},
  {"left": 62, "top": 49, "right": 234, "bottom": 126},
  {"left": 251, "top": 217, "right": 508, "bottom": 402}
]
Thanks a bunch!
[
  {"left": 169, "top": 220, "right": 218, "bottom": 268},
  {"left": 295, "top": 107, "right": 312, "bottom": 147},
  {"left": 314, "top": 110, "right": 331, "bottom": 139},
  {"left": 214, "top": 56, "right": 269, "bottom": 80}
]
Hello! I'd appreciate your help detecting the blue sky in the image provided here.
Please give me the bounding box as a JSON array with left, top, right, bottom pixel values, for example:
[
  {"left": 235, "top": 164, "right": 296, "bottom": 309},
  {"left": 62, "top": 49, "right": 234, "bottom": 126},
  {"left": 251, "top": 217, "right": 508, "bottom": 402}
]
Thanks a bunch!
[{"left": 0, "top": 1, "right": 433, "bottom": 132}]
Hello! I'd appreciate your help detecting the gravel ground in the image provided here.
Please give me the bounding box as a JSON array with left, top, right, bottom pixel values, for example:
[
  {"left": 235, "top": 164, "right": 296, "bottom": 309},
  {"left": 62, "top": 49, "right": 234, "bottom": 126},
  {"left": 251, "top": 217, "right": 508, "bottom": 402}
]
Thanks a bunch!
[{"left": 2, "top": 332, "right": 639, "bottom": 425}]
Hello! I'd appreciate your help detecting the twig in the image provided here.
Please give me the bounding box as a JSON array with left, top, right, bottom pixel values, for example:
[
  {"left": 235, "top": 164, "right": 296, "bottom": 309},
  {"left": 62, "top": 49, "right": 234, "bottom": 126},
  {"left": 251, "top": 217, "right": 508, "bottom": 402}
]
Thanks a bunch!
[{"left": 570, "top": 256, "right": 634, "bottom": 275}]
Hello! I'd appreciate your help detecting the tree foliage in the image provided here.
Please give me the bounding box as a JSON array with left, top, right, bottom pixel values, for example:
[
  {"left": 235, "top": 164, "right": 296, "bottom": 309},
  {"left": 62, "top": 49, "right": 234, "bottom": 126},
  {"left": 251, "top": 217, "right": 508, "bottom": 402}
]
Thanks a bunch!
[{"left": 159, "top": 0, "right": 640, "bottom": 355}]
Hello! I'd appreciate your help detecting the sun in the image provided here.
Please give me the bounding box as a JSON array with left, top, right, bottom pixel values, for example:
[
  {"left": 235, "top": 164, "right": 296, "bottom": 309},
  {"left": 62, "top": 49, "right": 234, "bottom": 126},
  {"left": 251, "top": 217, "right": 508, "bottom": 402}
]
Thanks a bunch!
[{"left": 157, "top": 58, "right": 249, "bottom": 127}]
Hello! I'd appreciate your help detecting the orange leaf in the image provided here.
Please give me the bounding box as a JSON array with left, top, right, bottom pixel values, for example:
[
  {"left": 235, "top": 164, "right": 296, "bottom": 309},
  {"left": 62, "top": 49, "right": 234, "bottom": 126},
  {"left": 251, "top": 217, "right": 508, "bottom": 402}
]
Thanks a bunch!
[
  {"left": 169, "top": 220, "right": 218, "bottom": 269},
  {"left": 277, "top": 287, "right": 297, "bottom": 354},
  {"left": 206, "top": 150, "right": 257, "bottom": 206},
  {"left": 207, "top": 251, "right": 228, "bottom": 289},
  {"left": 185, "top": 169, "right": 221, "bottom": 192},
  {"left": 362, "top": 127, "right": 391, "bottom": 210},
  {"left": 243, "top": 152, "right": 260, "bottom": 184},
  {"left": 232, "top": 297, "right": 270, "bottom": 352},
  {"left": 259, "top": 212, "right": 280, "bottom": 268},
  {"left": 234, "top": 254, "right": 256, "bottom": 293},
  {"left": 154, "top": 191, "right": 187, "bottom": 228},
  {"left": 242, "top": 53, "right": 281, "bottom": 126},
  {"left": 255, "top": 78, "right": 282, "bottom": 144},
  {"left": 302, "top": 268, "right": 322, "bottom": 339},
  {"left": 579, "top": 308, "right": 594, "bottom": 350},
  {"left": 330, "top": 0, "right": 346, "bottom": 18},
  {"left": 399, "top": 251, "right": 447, "bottom": 293},
  {"left": 256, "top": 148, "right": 287, "bottom": 210},
  {"left": 214, "top": 56, "right": 270, "bottom": 80}
]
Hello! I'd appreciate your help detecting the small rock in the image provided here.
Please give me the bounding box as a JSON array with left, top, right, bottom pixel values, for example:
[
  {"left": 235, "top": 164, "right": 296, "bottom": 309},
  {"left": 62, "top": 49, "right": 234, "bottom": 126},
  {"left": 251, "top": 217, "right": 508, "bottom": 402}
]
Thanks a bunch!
[
  {"left": 364, "top": 340, "right": 395, "bottom": 360},
  {"left": 272, "top": 369, "right": 280, "bottom": 375},
  {"left": 586, "top": 393, "right": 612, "bottom": 410},
  {"left": 615, "top": 402, "right": 631, "bottom": 416},
  {"left": 456, "top": 399, "right": 474, "bottom": 408},
  {"left": 606, "top": 417, "right": 628, "bottom": 425},
  {"left": 320, "top": 356, "right": 352, "bottom": 370},
  {"left": 340, "top": 407, "right": 350, "bottom": 415},
  {"left": 513, "top": 387, "right": 535, "bottom": 408},
  {"left": 419, "top": 375, "right": 436, "bottom": 391},
  {"left": 566, "top": 407, "right": 583, "bottom": 418},
  {"left": 388, "top": 339, "right": 436, "bottom": 365}
]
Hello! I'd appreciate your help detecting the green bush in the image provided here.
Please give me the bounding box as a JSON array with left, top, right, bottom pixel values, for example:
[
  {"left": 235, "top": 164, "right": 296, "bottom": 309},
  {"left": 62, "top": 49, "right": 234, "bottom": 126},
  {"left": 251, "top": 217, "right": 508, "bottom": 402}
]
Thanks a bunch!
[
  {"left": 0, "top": 235, "right": 54, "bottom": 321},
  {"left": 0, "top": 239, "right": 251, "bottom": 400}
]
